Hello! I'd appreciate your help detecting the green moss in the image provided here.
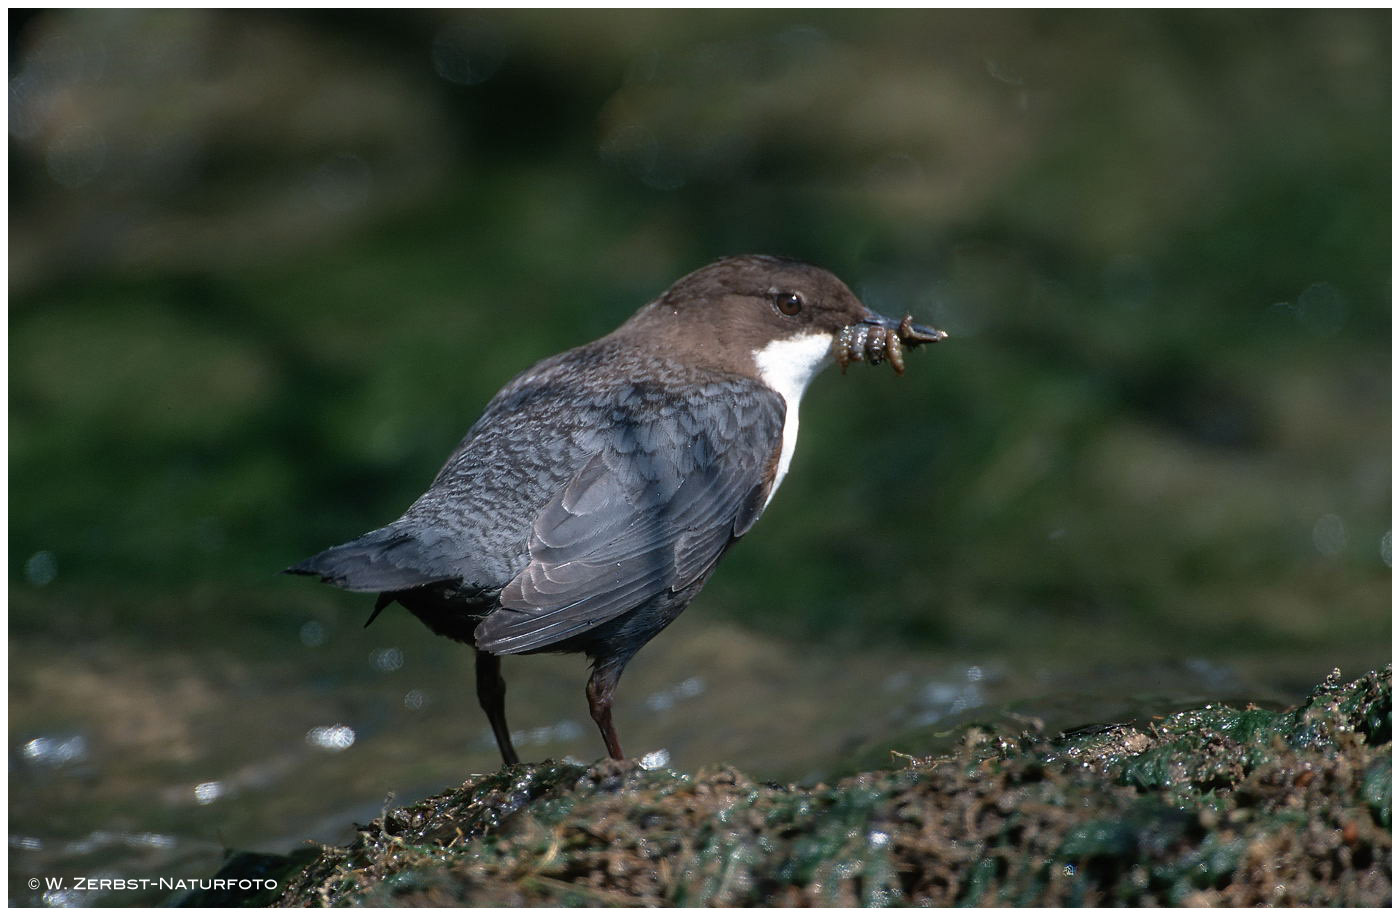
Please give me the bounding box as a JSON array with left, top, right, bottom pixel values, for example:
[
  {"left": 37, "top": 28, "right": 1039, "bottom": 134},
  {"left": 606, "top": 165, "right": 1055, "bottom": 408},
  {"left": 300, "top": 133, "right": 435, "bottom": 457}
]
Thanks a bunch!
[
  {"left": 186, "top": 667, "right": 1390, "bottom": 907},
  {"left": 1363, "top": 757, "right": 1391, "bottom": 830}
]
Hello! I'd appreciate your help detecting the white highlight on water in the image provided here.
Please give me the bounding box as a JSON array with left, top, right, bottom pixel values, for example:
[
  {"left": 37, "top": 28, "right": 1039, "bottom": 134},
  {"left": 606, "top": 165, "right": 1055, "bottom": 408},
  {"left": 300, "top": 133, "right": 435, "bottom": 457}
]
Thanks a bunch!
[{"left": 306, "top": 725, "right": 356, "bottom": 752}]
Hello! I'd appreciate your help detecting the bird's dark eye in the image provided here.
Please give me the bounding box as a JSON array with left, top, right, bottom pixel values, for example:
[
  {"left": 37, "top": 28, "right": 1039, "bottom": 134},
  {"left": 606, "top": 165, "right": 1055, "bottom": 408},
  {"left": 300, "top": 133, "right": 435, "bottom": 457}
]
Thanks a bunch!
[{"left": 774, "top": 291, "right": 804, "bottom": 316}]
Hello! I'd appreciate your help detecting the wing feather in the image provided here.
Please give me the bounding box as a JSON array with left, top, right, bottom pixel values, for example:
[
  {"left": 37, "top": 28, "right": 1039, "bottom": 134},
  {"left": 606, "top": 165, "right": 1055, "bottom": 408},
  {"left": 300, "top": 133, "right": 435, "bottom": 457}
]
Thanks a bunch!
[{"left": 476, "top": 382, "right": 784, "bottom": 654}]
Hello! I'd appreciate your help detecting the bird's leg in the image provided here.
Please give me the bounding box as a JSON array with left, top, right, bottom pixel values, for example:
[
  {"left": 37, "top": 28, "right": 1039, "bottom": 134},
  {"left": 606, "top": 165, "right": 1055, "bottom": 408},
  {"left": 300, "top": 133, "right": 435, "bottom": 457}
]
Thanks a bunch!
[
  {"left": 474, "top": 649, "right": 519, "bottom": 766},
  {"left": 586, "top": 663, "right": 626, "bottom": 760}
]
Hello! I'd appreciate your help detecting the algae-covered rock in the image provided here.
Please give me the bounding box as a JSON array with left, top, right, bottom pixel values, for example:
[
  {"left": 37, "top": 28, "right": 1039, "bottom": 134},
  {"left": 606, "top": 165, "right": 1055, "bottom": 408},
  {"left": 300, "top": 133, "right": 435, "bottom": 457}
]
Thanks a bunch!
[{"left": 200, "top": 667, "right": 1390, "bottom": 907}]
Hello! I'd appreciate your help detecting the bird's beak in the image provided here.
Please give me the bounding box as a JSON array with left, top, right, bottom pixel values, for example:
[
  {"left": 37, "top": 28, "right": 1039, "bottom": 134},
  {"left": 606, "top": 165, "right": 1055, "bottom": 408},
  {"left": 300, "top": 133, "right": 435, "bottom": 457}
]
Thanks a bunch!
[{"left": 860, "top": 310, "right": 948, "bottom": 345}]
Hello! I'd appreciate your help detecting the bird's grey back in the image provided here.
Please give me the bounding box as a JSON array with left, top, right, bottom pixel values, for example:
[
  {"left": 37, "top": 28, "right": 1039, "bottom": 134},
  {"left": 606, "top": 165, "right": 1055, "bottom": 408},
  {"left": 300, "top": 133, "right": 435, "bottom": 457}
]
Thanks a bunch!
[{"left": 396, "top": 337, "right": 781, "bottom": 593}]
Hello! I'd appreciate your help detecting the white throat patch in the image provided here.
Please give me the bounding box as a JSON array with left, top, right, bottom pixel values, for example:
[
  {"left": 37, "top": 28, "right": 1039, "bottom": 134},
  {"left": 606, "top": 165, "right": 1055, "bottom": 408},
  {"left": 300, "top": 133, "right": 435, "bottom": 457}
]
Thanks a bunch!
[{"left": 752, "top": 331, "right": 835, "bottom": 509}]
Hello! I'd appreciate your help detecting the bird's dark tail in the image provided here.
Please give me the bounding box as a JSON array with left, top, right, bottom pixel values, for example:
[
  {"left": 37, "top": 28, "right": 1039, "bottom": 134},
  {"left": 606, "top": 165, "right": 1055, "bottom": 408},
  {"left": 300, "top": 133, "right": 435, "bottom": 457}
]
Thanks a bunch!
[{"left": 283, "top": 523, "right": 452, "bottom": 594}]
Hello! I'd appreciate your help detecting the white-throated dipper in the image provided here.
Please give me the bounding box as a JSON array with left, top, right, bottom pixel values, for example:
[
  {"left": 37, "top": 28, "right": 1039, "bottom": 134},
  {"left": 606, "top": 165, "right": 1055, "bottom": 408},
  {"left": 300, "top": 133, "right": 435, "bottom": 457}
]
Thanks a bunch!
[{"left": 287, "top": 255, "right": 946, "bottom": 765}]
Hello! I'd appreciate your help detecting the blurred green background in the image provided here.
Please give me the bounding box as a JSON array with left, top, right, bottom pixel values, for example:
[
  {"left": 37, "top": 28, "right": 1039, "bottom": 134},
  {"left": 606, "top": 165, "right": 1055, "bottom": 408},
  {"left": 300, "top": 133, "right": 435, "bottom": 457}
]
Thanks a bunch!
[{"left": 9, "top": 8, "right": 1390, "bottom": 904}]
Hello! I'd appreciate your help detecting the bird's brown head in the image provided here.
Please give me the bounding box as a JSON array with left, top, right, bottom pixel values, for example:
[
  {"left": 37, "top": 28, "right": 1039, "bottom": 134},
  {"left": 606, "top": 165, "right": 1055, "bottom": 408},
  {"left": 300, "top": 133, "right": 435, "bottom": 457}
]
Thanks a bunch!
[{"left": 618, "top": 254, "right": 946, "bottom": 379}]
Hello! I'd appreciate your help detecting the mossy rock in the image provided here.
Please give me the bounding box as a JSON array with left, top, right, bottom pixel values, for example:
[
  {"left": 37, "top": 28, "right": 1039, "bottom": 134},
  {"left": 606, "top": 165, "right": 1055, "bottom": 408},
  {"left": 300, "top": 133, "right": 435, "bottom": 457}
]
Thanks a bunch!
[{"left": 191, "top": 667, "right": 1390, "bottom": 906}]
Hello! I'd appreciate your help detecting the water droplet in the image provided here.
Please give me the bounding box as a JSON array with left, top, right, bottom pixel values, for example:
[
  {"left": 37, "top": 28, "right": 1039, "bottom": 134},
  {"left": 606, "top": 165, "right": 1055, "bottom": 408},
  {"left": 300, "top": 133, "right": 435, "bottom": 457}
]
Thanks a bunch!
[
  {"left": 1381, "top": 531, "right": 1391, "bottom": 568},
  {"left": 403, "top": 688, "right": 428, "bottom": 710},
  {"left": 914, "top": 678, "right": 985, "bottom": 726},
  {"left": 921, "top": 682, "right": 958, "bottom": 705},
  {"left": 194, "top": 781, "right": 224, "bottom": 805},
  {"left": 866, "top": 887, "right": 895, "bottom": 906},
  {"left": 639, "top": 748, "right": 670, "bottom": 770},
  {"left": 24, "top": 550, "right": 57, "bottom": 586},
  {"left": 9, "top": 72, "right": 45, "bottom": 142},
  {"left": 1297, "top": 282, "right": 1348, "bottom": 337},
  {"left": 1063, "top": 863, "right": 1077, "bottom": 877},
  {"left": 21, "top": 734, "right": 87, "bottom": 767},
  {"left": 491, "top": 718, "right": 583, "bottom": 748},
  {"left": 1312, "top": 514, "right": 1347, "bottom": 557},
  {"left": 299, "top": 620, "right": 327, "bottom": 648},
  {"left": 646, "top": 675, "right": 706, "bottom": 711},
  {"left": 371, "top": 647, "right": 404, "bottom": 672},
  {"left": 129, "top": 832, "right": 176, "bottom": 849},
  {"left": 677, "top": 676, "right": 705, "bottom": 698},
  {"left": 306, "top": 725, "right": 356, "bottom": 752}
]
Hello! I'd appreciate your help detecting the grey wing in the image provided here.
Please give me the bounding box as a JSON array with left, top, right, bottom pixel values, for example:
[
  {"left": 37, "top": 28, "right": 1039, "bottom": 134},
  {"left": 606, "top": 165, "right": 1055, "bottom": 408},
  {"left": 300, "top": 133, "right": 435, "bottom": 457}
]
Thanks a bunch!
[{"left": 474, "top": 385, "right": 786, "bottom": 654}]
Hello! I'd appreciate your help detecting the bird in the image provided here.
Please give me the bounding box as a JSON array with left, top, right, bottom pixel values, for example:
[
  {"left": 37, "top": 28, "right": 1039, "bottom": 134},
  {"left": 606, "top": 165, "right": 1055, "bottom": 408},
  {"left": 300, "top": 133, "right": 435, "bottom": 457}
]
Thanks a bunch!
[{"left": 286, "top": 254, "right": 945, "bottom": 765}]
